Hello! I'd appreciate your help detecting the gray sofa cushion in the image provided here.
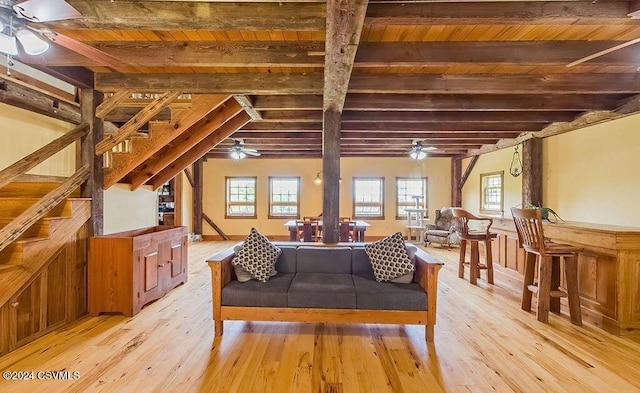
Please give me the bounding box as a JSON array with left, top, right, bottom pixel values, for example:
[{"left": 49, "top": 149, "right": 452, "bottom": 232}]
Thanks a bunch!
[
  {"left": 296, "top": 246, "right": 352, "bottom": 274},
  {"left": 222, "top": 273, "right": 294, "bottom": 307},
  {"left": 288, "top": 273, "right": 356, "bottom": 308},
  {"left": 351, "top": 247, "right": 373, "bottom": 275},
  {"left": 353, "top": 274, "right": 427, "bottom": 311},
  {"left": 275, "top": 246, "right": 297, "bottom": 273}
]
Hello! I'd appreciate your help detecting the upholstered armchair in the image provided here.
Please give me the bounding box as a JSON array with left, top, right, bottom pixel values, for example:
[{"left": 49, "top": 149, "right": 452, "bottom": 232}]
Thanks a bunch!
[{"left": 425, "top": 207, "right": 461, "bottom": 248}]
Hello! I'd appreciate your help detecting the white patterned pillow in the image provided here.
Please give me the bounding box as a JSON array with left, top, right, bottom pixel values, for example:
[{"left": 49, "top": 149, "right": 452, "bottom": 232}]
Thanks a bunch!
[
  {"left": 233, "top": 243, "right": 277, "bottom": 282},
  {"left": 364, "top": 232, "right": 415, "bottom": 282},
  {"left": 232, "top": 228, "right": 281, "bottom": 282}
]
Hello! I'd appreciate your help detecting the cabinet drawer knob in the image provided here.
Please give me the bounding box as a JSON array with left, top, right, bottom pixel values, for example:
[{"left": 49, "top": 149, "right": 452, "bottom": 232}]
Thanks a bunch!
[
  {"left": 158, "top": 263, "right": 165, "bottom": 267},
  {"left": 10, "top": 302, "right": 19, "bottom": 308}
]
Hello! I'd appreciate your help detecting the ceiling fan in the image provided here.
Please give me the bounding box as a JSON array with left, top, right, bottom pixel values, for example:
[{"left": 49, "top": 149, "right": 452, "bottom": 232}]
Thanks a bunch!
[
  {"left": 229, "top": 140, "right": 261, "bottom": 160},
  {"left": 0, "top": 0, "right": 81, "bottom": 56},
  {"left": 409, "top": 140, "right": 437, "bottom": 160}
]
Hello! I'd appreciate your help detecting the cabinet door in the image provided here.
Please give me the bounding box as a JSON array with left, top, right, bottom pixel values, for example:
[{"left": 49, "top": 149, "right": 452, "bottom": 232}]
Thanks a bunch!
[
  {"left": 139, "top": 246, "right": 162, "bottom": 306},
  {"left": 169, "top": 237, "right": 188, "bottom": 288}
]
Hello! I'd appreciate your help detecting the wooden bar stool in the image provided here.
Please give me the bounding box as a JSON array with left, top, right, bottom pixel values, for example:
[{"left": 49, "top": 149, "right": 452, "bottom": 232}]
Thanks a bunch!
[
  {"left": 511, "top": 207, "right": 582, "bottom": 326},
  {"left": 452, "top": 208, "right": 497, "bottom": 285}
]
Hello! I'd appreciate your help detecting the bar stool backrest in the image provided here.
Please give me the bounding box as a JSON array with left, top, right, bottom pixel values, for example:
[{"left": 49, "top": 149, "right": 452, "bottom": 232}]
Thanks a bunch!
[{"left": 511, "top": 207, "right": 546, "bottom": 255}]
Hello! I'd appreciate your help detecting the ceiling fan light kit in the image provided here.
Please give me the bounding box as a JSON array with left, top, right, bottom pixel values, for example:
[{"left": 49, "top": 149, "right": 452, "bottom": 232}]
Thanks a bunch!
[
  {"left": 229, "top": 139, "right": 260, "bottom": 160},
  {"left": 0, "top": 0, "right": 82, "bottom": 58},
  {"left": 409, "top": 140, "right": 436, "bottom": 161}
]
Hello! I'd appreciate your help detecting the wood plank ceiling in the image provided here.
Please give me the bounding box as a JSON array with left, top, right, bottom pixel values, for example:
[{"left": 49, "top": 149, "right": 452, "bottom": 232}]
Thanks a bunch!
[{"left": 13, "top": 0, "right": 640, "bottom": 159}]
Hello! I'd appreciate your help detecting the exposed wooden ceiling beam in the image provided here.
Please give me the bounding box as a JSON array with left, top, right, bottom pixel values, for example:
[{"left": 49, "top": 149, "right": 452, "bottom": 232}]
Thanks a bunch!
[
  {"left": 96, "top": 73, "right": 640, "bottom": 94},
  {"left": 323, "top": 0, "right": 369, "bottom": 112},
  {"left": 347, "top": 74, "right": 640, "bottom": 94},
  {"left": 56, "top": 1, "right": 326, "bottom": 30},
  {"left": 0, "top": 78, "right": 80, "bottom": 124},
  {"left": 95, "top": 73, "right": 322, "bottom": 94},
  {"left": 42, "top": 32, "right": 133, "bottom": 73},
  {"left": 34, "top": 40, "right": 640, "bottom": 68},
  {"left": 241, "top": 121, "right": 540, "bottom": 132},
  {"left": 253, "top": 94, "right": 623, "bottom": 112},
  {"left": 232, "top": 131, "right": 519, "bottom": 140},
  {"left": 365, "top": 2, "right": 635, "bottom": 25},
  {"left": 259, "top": 110, "right": 578, "bottom": 123},
  {"left": 233, "top": 95, "right": 262, "bottom": 121},
  {"left": 353, "top": 41, "right": 640, "bottom": 67}
]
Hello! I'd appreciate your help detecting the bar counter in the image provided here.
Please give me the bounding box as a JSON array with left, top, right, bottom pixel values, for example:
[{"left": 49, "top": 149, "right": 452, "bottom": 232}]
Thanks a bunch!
[{"left": 488, "top": 217, "right": 640, "bottom": 336}]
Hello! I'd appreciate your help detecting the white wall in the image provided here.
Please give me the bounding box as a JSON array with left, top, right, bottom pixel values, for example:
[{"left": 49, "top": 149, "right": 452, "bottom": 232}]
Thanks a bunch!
[
  {"left": 103, "top": 184, "right": 158, "bottom": 234},
  {"left": 544, "top": 113, "right": 640, "bottom": 227},
  {"left": 0, "top": 103, "right": 75, "bottom": 175}
]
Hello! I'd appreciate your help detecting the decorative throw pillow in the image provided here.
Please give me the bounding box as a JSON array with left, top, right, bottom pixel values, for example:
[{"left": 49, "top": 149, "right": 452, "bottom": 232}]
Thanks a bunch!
[
  {"left": 390, "top": 244, "right": 417, "bottom": 283},
  {"left": 232, "top": 228, "right": 281, "bottom": 282},
  {"left": 232, "top": 243, "right": 278, "bottom": 282},
  {"left": 364, "top": 232, "right": 415, "bottom": 282}
]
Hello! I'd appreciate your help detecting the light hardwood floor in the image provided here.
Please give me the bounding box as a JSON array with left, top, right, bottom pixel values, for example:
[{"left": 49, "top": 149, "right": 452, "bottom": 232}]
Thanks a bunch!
[{"left": 0, "top": 241, "right": 639, "bottom": 392}]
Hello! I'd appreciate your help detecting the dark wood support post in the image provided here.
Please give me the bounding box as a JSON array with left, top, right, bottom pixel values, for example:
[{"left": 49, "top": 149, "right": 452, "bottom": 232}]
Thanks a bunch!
[
  {"left": 451, "top": 157, "right": 462, "bottom": 207},
  {"left": 522, "top": 138, "right": 542, "bottom": 207},
  {"left": 322, "top": 110, "right": 341, "bottom": 243},
  {"left": 80, "top": 88, "right": 104, "bottom": 236},
  {"left": 193, "top": 158, "right": 204, "bottom": 240}
]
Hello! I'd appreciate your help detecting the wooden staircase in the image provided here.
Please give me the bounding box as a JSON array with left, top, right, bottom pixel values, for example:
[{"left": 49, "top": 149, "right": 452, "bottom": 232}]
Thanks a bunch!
[{"left": 0, "top": 178, "right": 91, "bottom": 355}]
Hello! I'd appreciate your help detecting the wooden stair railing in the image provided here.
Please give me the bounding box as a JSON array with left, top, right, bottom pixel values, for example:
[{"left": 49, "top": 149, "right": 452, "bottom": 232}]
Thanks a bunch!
[
  {"left": 0, "top": 123, "right": 89, "bottom": 190},
  {"left": 0, "top": 165, "right": 90, "bottom": 253}
]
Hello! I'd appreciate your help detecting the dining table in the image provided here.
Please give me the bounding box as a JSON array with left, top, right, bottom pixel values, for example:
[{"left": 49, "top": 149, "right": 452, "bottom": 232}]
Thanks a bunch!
[{"left": 283, "top": 220, "right": 370, "bottom": 242}]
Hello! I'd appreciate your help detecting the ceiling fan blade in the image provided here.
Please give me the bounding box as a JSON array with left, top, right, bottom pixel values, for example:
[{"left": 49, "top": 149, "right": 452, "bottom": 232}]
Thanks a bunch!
[
  {"left": 567, "top": 37, "right": 640, "bottom": 68},
  {"left": 424, "top": 146, "right": 437, "bottom": 151},
  {"left": 13, "top": 0, "right": 82, "bottom": 22},
  {"left": 243, "top": 148, "right": 259, "bottom": 153},
  {"left": 244, "top": 151, "right": 261, "bottom": 156}
]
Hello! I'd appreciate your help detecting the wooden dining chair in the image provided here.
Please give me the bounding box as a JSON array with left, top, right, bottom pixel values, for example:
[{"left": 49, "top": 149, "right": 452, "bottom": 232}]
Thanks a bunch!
[
  {"left": 511, "top": 207, "right": 582, "bottom": 325},
  {"left": 452, "top": 208, "right": 497, "bottom": 285},
  {"left": 340, "top": 221, "right": 356, "bottom": 242}
]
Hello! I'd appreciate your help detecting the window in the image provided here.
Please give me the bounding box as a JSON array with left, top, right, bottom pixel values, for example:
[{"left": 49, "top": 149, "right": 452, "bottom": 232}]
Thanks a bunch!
[
  {"left": 353, "top": 177, "right": 384, "bottom": 219},
  {"left": 226, "top": 177, "right": 257, "bottom": 218},
  {"left": 269, "top": 177, "right": 300, "bottom": 218},
  {"left": 396, "top": 177, "right": 428, "bottom": 219},
  {"left": 480, "top": 171, "right": 504, "bottom": 214}
]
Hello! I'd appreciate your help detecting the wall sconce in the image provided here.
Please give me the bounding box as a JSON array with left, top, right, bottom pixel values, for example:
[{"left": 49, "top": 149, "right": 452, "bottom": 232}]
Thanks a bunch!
[
  {"left": 314, "top": 171, "right": 342, "bottom": 185},
  {"left": 510, "top": 145, "right": 523, "bottom": 177}
]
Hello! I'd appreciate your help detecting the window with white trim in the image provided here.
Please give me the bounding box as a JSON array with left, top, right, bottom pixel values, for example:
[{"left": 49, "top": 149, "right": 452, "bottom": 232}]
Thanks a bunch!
[
  {"left": 396, "top": 177, "right": 428, "bottom": 219},
  {"left": 269, "top": 177, "right": 300, "bottom": 218},
  {"left": 226, "top": 177, "right": 257, "bottom": 218},
  {"left": 353, "top": 177, "right": 384, "bottom": 219},
  {"left": 480, "top": 171, "right": 504, "bottom": 214}
]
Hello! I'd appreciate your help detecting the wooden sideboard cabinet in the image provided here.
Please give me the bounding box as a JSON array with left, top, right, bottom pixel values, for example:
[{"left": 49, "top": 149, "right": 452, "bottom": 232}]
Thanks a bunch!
[{"left": 89, "top": 226, "right": 188, "bottom": 317}]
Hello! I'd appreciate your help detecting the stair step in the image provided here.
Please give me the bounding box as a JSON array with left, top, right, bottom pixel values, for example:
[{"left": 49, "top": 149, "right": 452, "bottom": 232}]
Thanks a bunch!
[
  {"left": 0, "top": 217, "right": 50, "bottom": 239},
  {"left": 0, "top": 198, "right": 71, "bottom": 217},
  {"left": 0, "top": 237, "right": 49, "bottom": 265},
  {"left": 0, "top": 180, "right": 81, "bottom": 198}
]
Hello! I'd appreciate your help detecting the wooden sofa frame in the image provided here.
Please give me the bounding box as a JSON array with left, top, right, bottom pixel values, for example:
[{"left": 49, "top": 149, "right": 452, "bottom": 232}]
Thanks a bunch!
[{"left": 207, "top": 245, "right": 443, "bottom": 341}]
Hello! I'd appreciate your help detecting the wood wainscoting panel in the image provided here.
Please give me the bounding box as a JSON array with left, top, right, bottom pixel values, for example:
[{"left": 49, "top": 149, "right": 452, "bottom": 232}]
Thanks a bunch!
[{"left": 46, "top": 248, "right": 68, "bottom": 327}]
